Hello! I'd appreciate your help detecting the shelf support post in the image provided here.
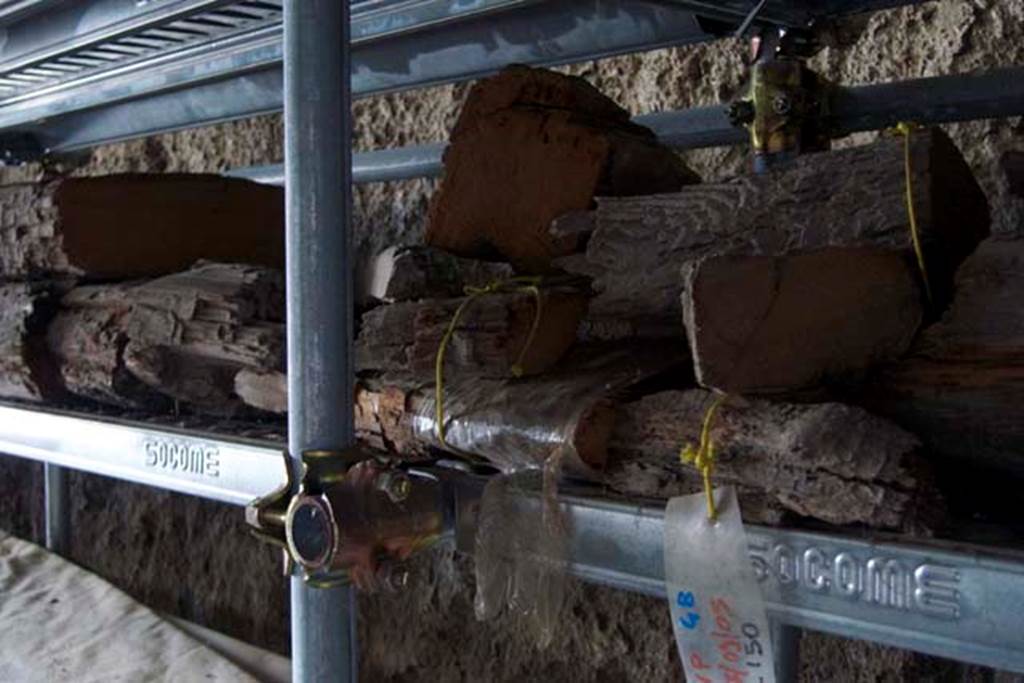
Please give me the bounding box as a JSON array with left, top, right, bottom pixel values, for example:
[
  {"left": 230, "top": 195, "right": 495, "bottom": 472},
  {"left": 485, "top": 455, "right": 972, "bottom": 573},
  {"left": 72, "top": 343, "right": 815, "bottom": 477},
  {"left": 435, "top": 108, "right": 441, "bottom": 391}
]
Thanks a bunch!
[
  {"left": 771, "top": 619, "right": 800, "bottom": 680},
  {"left": 43, "top": 463, "right": 69, "bottom": 555},
  {"left": 283, "top": 0, "right": 357, "bottom": 681}
]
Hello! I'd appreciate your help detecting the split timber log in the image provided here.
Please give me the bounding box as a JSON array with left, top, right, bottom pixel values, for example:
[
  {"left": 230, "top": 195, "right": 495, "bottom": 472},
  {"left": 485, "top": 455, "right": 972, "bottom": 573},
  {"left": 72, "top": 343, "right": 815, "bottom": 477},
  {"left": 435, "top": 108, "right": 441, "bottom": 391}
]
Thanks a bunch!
[
  {"left": 359, "top": 245, "right": 515, "bottom": 304},
  {"left": 355, "top": 282, "right": 589, "bottom": 378},
  {"left": 606, "top": 390, "right": 942, "bottom": 532},
  {"left": 425, "top": 65, "right": 698, "bottom": 273},
  {"left": 353, "top": 343, "right": 688, "bottom": 471},
  {"left": 561, "top": 128, "right": 988, "bottom": 333},
  {"left": 0, "top": 175, "right": 284, "bottom": 280},
  {"left": 684, "top": 247, "right": 922, "bottom": 394},
  {"left": 0, "top": 282, "right": 64, "bottom": 401},
  {"left": 46, "top": 262, "right": 285, "bottom": 413},
  {"left": 868, "top": 238, "right": 1024, "bottom": 472},
  {"left": 559, "top": 128, "right": 989, "bottom": 393}
]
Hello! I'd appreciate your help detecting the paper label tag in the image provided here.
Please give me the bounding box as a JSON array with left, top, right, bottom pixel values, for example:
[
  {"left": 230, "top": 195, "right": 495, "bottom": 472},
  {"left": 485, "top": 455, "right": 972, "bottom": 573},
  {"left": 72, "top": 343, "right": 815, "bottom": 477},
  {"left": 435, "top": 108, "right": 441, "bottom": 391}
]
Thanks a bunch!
[{"left": 664, "top": 487, "right": 776, "bottom": 683}]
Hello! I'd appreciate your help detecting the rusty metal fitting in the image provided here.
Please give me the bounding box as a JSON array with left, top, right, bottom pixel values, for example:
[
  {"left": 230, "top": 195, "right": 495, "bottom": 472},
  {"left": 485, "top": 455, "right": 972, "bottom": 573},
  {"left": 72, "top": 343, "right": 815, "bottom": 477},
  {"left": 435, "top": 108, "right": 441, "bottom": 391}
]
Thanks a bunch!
[{"left": 246, "top": 449, "right": 445, "bottom": 592}]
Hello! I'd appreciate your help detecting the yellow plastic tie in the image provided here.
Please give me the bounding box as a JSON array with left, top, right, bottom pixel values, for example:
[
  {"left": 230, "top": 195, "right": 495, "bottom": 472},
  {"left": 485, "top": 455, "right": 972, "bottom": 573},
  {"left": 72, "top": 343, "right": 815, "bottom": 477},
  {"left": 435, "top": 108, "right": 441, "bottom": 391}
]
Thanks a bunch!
[
  {"left": 894, "top": 121, "right": 933, "bottom": 305},
  {"left": 434, "top": 276, "right": 544, "bottom": 448},
  {"left": 680, "top": 393, "right": 727, "bottom": 521}
]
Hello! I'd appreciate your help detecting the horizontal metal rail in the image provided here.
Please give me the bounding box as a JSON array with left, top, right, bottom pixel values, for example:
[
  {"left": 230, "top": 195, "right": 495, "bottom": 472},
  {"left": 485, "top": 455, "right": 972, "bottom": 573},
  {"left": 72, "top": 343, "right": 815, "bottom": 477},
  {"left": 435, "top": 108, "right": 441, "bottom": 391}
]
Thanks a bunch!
[
  {"left": 0, "top": 403, "right": 286, "bottom": 506},
  {"left": 0, "top": 0, "right": 65, "bottom": 26},
  {"left": 0, "top": 0, "right": 929, "bottom": 152},
  {"left": 1, "top": 403, "right": 1020, "bottom": 672},
  {"left": 226, "top": 65, "right": 1024, "bottom": 186},
  {"left": 0, "top": 0, "right": 709, "bottom": 149},
  {"left": 450, "top": 481, "right": 1024, "bottom": 674},
  {"left": 569, "top": 500, "right": 1024, "bottom": 673}
]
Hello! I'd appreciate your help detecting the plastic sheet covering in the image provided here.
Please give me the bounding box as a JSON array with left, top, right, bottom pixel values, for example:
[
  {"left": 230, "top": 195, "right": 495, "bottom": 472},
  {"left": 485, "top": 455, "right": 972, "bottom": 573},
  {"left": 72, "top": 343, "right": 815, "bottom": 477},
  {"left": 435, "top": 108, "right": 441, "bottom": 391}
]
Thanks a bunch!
[
  {"left": 411, "top": 342, "right": 685, "bottom": 473},
  {"left": 0, "top": 532, "right": 263, "bottom": 682},
  {"left": 474, "top": 451, "right": 569, "bottom": 647}
]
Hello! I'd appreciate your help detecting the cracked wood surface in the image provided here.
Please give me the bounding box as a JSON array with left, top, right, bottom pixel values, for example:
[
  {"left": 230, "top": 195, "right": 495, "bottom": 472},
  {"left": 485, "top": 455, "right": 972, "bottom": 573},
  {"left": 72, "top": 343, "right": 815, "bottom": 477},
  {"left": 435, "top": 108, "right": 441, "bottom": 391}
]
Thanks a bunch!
[
  {"left": 607, "top": 389, "right": 942, "bottom": 532},
  {"left": 46, "top": 262, "right": 284, "bottom": 414},
  {"left": 560, "top": 128, "right": 989, "bottom": 340},
  {"left": 356, "top": 284, "right": 588, "bottom": 379}
]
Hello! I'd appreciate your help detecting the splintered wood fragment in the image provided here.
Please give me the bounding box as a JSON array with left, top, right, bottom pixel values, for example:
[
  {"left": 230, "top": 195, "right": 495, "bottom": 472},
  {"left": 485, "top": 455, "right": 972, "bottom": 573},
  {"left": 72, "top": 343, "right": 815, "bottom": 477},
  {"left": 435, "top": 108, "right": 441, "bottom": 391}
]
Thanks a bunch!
[
  {"left": 0, "top": 282, "right": 64, "bottom": 401},
  {"left": 548, "top": 211, "right": 595, "bottom": 255},
  {"left": 426, "top": 65, "right": 698, "bottom": 273},
  {"left": 355, "top": 283, "right": 588, "bottom": 378},
  {"left": 868, "top": 238, "right": 1024, "bottom": 472},
  {"left": 561, "top": 127, "right": 990, "bottom": 339},
  {"left": 0, "top": 174, "right": 284, "bottom": 279},
  {"left": 47, "top": 262, "right": 285, "bottom": 413},
  {"left": 354, "top": 343, "right": 687, "bottom": 471},
  {"left": 359, "top": 245, "right": 515, "bottom": 304},
  {"left": 606, "top": 390, "right": 942, "bottom": 532},
  {"left": 234, "top": 368, "right": 288, "bottom": 415},
  {"left": 46, "top": 283, "right": 158, "bottom": 408}
]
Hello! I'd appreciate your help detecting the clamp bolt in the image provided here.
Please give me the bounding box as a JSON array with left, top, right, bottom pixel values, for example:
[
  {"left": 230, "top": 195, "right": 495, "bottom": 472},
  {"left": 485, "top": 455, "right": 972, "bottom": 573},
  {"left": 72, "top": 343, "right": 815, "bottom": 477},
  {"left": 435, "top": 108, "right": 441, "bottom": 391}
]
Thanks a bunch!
[
  {"left": 772, "top": 93, "right": 793, "bottom": 116},
  {"left": 726, "top": 100, "right": 756, "bottom": 126},
  {"left": 377, "top": 471, "right": 412, "bottom": 503}
]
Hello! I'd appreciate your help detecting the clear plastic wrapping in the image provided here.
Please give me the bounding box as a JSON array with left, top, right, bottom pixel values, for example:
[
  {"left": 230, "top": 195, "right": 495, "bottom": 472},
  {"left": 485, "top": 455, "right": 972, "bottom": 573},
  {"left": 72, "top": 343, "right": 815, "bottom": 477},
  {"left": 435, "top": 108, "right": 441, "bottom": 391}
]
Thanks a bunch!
[
  {"left": 473, "top": 451, "right": 569, "bottom": 648},
  {"left": 410, "top": 342, "right": 685, "bottom": 474}
]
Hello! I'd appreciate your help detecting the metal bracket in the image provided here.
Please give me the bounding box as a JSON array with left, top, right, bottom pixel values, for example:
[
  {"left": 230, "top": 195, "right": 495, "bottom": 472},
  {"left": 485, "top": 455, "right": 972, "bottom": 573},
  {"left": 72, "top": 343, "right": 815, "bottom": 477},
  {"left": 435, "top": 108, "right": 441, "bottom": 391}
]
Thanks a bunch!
[
  {"left": 245, "top": 447, "right": 447, "bottom": 591},
  {"left": 728, "top": 28, "right": 833, "bottom": 172}
]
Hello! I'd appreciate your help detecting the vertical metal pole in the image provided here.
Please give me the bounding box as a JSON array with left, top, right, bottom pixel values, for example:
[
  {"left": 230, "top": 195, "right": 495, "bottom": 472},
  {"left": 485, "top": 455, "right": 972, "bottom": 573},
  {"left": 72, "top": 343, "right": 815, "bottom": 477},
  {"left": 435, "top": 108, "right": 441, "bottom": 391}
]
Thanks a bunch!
[
  {"left": 284, "top": 1, "right": 356, "bottom": 681},
  {"left": 771, "top": 620, "right": 801, "bottom": 681},
  {"left": 44, "top": 463, "right": 69, "bottom": 555}
]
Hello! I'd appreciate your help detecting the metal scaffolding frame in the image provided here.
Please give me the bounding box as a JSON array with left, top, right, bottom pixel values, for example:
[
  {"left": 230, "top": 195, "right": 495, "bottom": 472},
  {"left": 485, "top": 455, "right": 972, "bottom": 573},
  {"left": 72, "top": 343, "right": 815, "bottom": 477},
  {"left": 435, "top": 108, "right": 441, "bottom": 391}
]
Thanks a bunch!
[{"left": 0, "top": 0, "right": 1021, "bottom": 680}]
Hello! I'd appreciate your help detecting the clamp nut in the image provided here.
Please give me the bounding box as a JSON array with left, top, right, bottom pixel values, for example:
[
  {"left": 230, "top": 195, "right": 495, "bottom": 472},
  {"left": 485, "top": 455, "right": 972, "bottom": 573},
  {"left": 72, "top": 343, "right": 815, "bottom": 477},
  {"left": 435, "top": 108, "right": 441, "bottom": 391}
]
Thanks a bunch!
[
  {"left": 727, "top": 100, "right": 756, "bottom": 126},
  {"left": 377, "top": 470, "right": 412, "bottom": 503}
]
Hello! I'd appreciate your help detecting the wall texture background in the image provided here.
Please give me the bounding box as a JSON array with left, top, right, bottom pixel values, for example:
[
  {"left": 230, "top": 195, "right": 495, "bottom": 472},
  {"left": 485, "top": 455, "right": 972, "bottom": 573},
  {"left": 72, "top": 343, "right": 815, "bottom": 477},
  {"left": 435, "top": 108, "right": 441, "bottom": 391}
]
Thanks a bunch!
[{"left": 1, "top": 1, "right": 1023, "bottom": 680}]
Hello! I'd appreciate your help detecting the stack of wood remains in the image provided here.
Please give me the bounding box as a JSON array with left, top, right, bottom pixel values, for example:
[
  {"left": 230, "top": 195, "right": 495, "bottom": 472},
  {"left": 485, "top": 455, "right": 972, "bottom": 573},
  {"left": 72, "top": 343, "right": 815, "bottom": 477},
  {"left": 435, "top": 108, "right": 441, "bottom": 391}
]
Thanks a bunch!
[
  {"left": 0, "top": 174, "right": 287, "bottom": 415},
  {"left": 1, "top": 67, "right": 1016, "bottom": 535},
  {"left": 338, "top": 66, "right": 986, "bottom": 532}
]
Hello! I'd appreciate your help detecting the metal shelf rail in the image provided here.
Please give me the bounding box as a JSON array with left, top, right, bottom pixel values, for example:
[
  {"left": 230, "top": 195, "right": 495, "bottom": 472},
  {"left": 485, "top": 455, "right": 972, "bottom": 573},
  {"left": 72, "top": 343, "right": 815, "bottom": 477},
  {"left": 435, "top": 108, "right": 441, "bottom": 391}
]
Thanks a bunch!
[
  {"left": 2, "top": 402, "right": 1023, "bottom": 673},
  {"left": 0, "top": 0, "right": 930, "bottom": 155},
  {"left": 0, "top": 0, "right": 1022, "bottom": 680},
  {"left": 229, "top": 66, "right": 1024, "bottom": 186}
]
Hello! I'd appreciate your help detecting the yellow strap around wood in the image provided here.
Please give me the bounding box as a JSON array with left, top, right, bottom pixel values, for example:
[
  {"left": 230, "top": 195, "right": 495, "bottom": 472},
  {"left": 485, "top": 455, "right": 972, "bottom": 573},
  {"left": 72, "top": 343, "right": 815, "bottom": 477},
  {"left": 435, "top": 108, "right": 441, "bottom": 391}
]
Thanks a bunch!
[
  {"left": 680, "top": 393, "right": 727, "bottom": 521},
  {"left": 434, "top": 276, "right": 544, "bottom": 449},
  {"left": 894, "top": 121, "right": 933, "bottom": 306}
]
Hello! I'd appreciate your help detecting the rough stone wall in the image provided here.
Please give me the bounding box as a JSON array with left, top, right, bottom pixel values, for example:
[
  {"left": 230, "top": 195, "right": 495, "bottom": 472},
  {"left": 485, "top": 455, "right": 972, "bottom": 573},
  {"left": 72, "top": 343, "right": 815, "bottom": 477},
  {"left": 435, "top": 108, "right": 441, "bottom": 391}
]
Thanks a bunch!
[{"left": 1, "top": 1, "right": 1023, "bottom": 680}]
